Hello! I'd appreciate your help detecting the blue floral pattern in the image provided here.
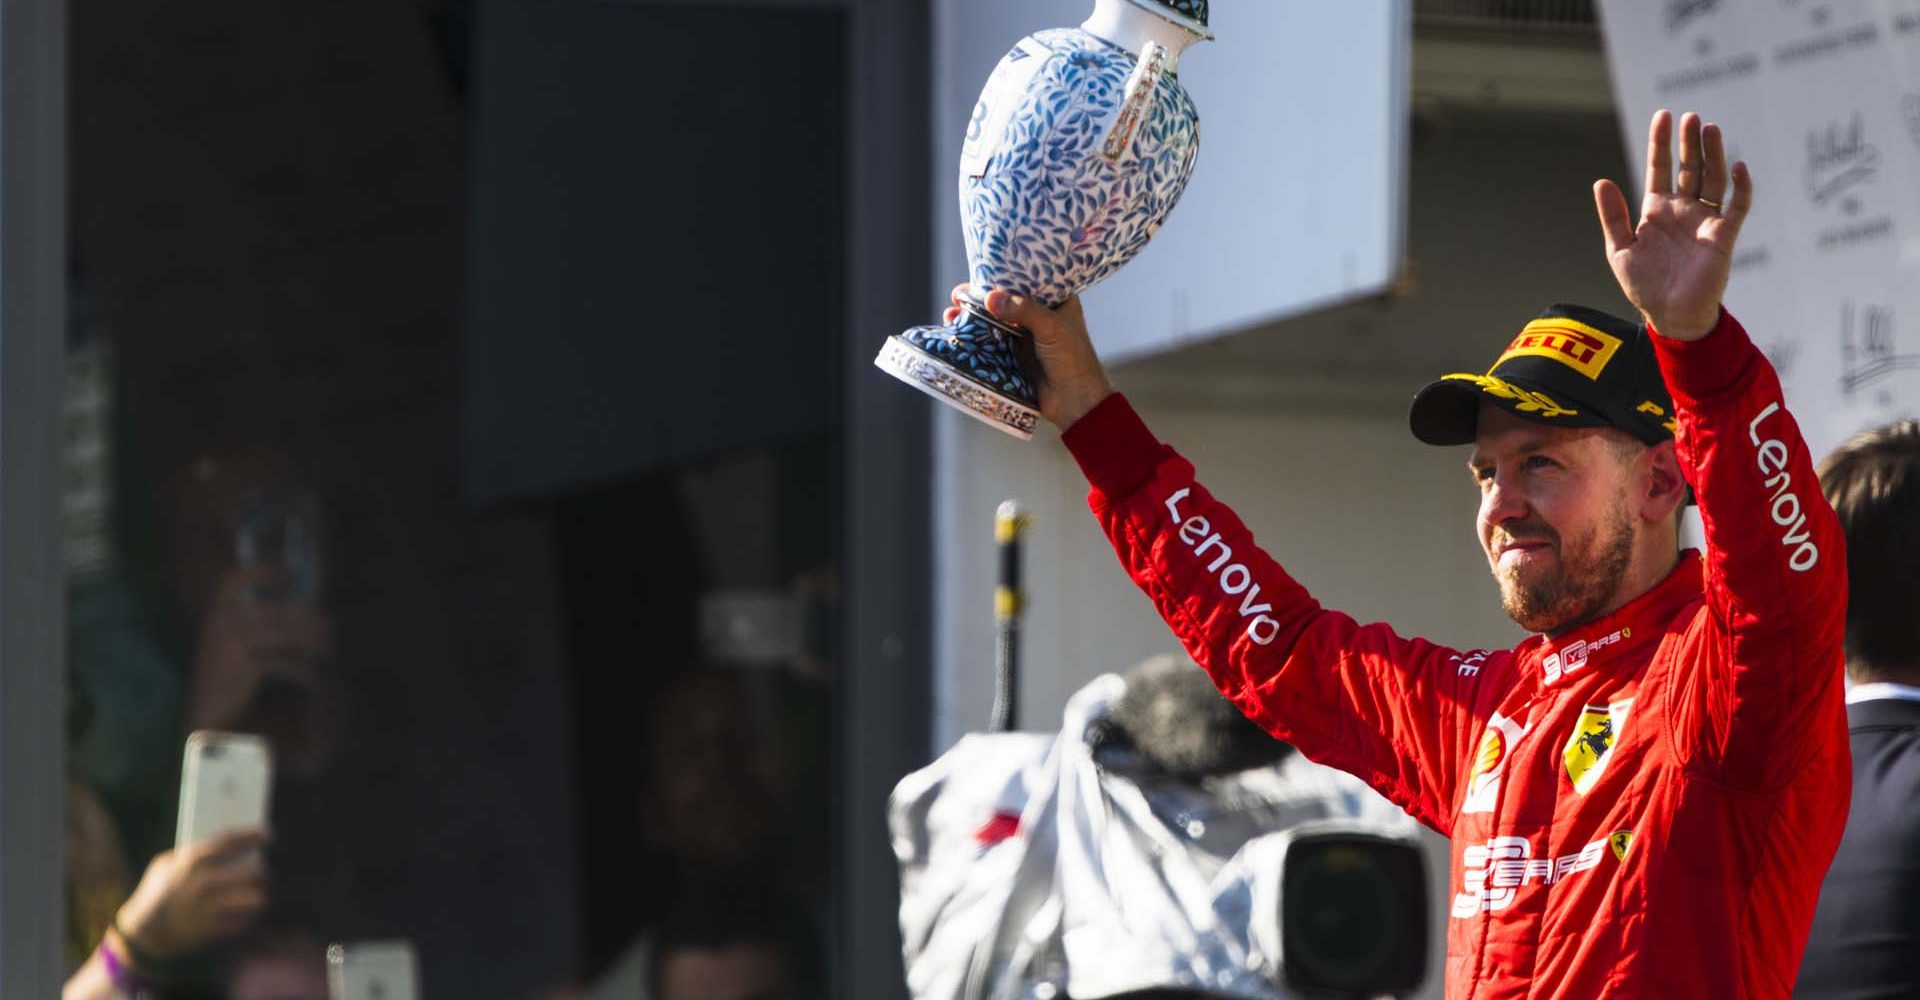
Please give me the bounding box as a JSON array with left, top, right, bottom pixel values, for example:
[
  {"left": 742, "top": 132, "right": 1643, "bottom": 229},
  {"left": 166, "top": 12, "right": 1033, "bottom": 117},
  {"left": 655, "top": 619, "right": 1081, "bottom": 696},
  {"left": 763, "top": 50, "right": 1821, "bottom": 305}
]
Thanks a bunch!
[
  {"left": 878, "top": 21, "right": 1203, "bottom": 423},
  {"left": 961, "top": 28, "right": 1202, "bottom": 307},
  {"left": 899, "top": 312, "right": 1036, "bottom": 402}
]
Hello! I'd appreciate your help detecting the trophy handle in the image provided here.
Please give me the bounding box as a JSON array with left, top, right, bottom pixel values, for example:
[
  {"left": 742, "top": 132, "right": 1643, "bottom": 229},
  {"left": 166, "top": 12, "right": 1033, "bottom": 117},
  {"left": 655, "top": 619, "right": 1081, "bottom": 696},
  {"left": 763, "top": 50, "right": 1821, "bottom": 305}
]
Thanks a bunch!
[{"left": 1100, "top": 39, "right": 1169, "bottom": 162}]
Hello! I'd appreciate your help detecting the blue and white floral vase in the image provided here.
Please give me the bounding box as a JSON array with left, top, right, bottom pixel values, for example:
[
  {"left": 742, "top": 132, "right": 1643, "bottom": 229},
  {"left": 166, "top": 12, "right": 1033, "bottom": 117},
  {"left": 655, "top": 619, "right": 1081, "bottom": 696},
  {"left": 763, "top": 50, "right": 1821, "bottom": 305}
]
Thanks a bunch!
[{"left": 875, "top": 0, "right": 1210, "bottom": 440}]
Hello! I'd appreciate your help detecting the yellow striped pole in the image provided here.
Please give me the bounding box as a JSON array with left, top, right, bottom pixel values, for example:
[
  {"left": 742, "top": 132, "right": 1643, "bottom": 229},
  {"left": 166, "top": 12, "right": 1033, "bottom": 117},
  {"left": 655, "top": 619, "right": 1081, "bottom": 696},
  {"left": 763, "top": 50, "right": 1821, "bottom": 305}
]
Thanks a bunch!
[{"left": 991, "top": 500, "right": 1029, "bottom": 732}]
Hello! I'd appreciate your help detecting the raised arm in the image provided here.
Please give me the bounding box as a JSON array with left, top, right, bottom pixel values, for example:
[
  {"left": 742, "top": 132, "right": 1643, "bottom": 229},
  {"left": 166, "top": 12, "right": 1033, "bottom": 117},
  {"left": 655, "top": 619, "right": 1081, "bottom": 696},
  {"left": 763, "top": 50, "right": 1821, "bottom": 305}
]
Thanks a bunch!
[
  {"left": 968, "top": 288, "right": 1494, "bottom": 834},
  {"left": 1594, "top": 111, "right": 1847, "bottom": 788}
]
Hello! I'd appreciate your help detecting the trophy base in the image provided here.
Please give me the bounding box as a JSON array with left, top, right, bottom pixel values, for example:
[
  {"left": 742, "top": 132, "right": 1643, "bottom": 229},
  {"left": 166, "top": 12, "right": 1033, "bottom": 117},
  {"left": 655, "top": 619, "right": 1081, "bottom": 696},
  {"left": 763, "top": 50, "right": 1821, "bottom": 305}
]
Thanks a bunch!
[{"left": 874, "top": 335, "right": 1041, "bottom": 441}]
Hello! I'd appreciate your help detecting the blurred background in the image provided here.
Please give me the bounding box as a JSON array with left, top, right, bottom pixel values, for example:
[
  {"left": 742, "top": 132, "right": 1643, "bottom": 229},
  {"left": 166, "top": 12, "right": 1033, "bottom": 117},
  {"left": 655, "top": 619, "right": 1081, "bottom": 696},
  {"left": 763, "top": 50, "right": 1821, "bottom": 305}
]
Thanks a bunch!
[{"left": 0, "top": 0, "right": 1912, "bottom": 997}]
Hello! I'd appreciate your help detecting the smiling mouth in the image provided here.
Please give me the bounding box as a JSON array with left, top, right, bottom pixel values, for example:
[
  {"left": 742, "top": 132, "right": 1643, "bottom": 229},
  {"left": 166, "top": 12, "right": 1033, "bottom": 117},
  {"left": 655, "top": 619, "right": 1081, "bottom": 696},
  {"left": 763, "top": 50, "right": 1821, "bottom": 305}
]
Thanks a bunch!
[{"left": 1495, "top": 540, "right": 1553, "bottom": 563}]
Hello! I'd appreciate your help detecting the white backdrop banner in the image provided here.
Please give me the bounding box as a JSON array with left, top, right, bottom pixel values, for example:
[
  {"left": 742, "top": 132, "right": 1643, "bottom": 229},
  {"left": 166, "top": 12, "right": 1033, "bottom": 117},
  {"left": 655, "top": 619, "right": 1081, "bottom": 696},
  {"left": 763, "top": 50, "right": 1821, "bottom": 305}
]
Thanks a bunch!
[
  {"left": 1596, "top": 0, "right": 1920, "bottom": 458},
  {"left": 934, "top": 1, "right": 1412, "bottom": 363}
]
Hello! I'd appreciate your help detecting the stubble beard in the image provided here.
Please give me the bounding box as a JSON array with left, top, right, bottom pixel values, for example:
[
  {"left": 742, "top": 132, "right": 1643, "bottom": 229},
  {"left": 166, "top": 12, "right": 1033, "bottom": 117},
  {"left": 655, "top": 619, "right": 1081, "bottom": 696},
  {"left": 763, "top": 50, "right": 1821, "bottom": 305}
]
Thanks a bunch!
[{"left": 1493, "top": 498, "right": 1637, "bottom": 635}]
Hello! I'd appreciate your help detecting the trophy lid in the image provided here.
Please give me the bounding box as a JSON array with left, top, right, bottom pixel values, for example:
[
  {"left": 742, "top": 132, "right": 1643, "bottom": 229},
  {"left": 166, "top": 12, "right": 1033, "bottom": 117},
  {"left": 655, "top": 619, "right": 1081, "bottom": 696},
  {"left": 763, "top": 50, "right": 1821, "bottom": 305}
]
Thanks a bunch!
[{"left": 1128, "top": 0, "right": 1211, "bottom": 39}]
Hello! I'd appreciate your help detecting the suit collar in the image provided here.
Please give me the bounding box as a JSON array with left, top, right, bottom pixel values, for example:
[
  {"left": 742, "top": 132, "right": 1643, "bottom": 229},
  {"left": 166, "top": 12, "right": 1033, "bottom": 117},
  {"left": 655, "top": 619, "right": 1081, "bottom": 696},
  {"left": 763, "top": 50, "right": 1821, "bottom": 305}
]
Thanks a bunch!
[
  {"left": 1530, "top": 552, "right": 1702, "bottom": 689},
  {"left": 1847, "top": 697, "right": 1920, "bottom": 730}
]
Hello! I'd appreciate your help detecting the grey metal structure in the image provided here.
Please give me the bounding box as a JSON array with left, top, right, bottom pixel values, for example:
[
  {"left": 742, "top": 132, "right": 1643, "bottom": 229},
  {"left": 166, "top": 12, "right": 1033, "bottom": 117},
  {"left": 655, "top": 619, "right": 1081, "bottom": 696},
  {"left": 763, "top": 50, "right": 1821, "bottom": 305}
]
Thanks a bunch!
[{"left": 0, "top": 0, "right": 68, "bottom": 992}]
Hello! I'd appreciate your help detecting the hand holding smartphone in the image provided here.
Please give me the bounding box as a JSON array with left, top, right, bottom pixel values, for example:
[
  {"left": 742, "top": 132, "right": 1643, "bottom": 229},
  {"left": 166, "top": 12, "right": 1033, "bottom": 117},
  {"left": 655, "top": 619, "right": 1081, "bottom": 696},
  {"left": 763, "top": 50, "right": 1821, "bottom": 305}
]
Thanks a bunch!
[{"left": 175, "top": 731, "right": 273, "bottom": 849}]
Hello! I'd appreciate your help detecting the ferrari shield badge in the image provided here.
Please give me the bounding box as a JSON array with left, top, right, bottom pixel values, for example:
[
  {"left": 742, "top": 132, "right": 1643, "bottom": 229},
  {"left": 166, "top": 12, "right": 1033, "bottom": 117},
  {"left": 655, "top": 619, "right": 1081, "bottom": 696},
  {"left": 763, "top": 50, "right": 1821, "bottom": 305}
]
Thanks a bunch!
[{"left": 1563, "top": 699, "right": 1633, "bottom": 795}]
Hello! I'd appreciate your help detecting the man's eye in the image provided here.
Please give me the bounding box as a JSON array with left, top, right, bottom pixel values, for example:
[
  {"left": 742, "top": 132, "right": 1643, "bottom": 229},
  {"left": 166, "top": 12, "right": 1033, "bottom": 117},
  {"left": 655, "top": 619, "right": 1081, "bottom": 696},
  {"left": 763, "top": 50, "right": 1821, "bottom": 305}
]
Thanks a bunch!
[
  {"left": 1472, "top": 466, "right": 1494, "bottom": 482},
  {"left": 1524, "top": 455, "right": 1556, "bottom": 470}
]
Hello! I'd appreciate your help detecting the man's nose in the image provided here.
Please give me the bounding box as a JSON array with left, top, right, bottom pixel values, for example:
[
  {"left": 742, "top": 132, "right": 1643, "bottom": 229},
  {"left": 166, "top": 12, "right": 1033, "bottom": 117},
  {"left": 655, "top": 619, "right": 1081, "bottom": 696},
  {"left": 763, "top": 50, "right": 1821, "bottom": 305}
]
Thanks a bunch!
[{"left": 1482, "top": 472, "right": 1530, "bottom": 527}]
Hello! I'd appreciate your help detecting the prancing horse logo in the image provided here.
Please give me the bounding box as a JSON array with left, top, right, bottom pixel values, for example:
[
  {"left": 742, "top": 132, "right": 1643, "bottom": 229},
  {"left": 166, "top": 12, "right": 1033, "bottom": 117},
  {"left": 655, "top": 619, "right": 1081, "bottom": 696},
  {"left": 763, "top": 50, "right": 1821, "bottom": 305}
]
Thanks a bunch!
[{"left": 1564, "top": 700, "right": 1634, "bottom": 795}]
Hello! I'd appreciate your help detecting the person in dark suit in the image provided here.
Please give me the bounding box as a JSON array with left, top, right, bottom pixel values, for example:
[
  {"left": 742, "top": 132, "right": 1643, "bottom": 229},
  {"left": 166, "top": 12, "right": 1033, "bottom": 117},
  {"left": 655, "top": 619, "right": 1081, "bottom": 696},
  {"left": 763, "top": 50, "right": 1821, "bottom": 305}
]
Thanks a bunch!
[{"left": 1797, "top": 421, "right": 1920, "bottom": 999}]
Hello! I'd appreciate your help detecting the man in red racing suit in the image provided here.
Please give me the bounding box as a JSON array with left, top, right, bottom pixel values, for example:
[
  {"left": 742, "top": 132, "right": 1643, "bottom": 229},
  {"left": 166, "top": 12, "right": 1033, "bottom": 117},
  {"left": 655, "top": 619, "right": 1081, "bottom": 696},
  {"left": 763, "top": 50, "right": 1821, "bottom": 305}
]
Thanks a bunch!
[{"left": 954, "top": 112, "right": 1850, "bottom": 997}]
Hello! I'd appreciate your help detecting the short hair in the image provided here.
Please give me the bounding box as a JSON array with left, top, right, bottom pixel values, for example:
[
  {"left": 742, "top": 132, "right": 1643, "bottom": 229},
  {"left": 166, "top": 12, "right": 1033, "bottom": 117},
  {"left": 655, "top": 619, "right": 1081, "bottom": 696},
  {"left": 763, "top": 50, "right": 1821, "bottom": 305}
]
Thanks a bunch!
[
  {"left": 1602, "top": 432, "right": 1688, "bottom": 532},
  {"left": 1819, "top": 421, "right": 1920, "bottom": 682},
  {"left": 1603, "top": 428, "right": 1650, "bottom": 464}
]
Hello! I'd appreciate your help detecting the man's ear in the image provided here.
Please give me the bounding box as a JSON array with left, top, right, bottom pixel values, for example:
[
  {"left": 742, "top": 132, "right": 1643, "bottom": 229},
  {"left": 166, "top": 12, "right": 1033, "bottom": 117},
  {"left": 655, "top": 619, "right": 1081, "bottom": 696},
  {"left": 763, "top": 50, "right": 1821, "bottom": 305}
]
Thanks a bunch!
[{"left": 1641, "top": 441, "right": 1687, "bottom": 524}]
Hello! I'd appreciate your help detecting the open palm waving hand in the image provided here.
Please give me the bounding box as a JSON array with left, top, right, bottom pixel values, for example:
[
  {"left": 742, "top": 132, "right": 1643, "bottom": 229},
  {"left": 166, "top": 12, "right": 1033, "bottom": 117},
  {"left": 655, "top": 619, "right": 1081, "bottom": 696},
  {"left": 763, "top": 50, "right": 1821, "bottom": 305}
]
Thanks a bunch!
[{"left": 1594, "top": 110, "right": 1752, "bottom": 343}]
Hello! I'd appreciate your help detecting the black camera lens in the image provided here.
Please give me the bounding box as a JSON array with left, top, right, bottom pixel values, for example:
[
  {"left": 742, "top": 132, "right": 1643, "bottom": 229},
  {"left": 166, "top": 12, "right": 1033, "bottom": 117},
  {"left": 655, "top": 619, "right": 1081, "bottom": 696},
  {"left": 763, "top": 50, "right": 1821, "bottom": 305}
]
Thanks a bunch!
[{"left": 1282, "top": 835, "right": 1426, "bottom": 997}]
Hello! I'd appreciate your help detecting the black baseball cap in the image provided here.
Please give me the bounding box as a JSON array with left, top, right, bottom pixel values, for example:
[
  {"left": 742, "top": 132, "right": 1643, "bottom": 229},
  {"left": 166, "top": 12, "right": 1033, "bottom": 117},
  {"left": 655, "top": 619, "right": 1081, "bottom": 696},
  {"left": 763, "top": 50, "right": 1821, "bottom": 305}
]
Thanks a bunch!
[{"left": 1408, "top": 304, "right": 1677, "bottom": 448}]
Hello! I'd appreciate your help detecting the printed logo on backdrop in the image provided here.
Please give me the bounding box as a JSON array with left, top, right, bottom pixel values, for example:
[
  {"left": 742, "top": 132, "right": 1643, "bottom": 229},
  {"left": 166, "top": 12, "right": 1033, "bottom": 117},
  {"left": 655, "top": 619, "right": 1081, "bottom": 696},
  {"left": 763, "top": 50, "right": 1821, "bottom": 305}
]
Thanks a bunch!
[
  {"left": 1664, "top": 0, "right": 1719, "bottom": 34},
  {"left": 1654, "top": 0, "right": 1759, "bottom": 95},
  {"left": 1770, "top": 0, "right": 1881, "bottom": 66},
  {"left": 1731, "top": 245, "right": 1773, "bottom": 274},
  {"left": 1807, "top": 114, "right": 1880, "bottom": 209},
  {"left": 1839, "top": 303, "right": 1917, "bottom": 408},
  {"left": 1806, "top": 114, "right": 1895, "bottom": 249},
  {"left": 1725, "top": 140, "right": 1777, "bottom": 277},
  {"left": 1763, "top": 340, "right": 1800, "bottom": 382},
  {"left": 1774, "top": 22, "right": 1880, "bottom": 65}
]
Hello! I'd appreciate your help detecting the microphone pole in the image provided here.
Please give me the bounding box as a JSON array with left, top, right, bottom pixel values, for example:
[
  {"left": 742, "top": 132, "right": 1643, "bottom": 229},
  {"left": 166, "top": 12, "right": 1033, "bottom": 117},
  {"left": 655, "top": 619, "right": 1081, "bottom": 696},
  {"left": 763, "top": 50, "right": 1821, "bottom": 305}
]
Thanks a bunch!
[{"left": 991, "top": 500, "right": 1028, "bottom": 733}]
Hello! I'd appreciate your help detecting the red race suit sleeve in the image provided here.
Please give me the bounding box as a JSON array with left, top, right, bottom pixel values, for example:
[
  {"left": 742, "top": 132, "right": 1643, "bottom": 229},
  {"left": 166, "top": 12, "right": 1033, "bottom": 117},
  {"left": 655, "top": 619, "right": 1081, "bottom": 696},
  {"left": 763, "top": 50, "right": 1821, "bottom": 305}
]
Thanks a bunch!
[
  {"left": 1651, "top": 309, "right": 1848, "bottom": 790},
  {"left": 1063, "top": 395, "right": 1497, "bottom": 835}
]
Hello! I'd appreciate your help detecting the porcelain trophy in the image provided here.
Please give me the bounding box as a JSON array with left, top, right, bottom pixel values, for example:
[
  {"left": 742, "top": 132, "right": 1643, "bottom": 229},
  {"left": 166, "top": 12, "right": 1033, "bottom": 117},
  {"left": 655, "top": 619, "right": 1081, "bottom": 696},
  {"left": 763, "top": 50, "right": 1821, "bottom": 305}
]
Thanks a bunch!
[{"left": 874, "top": 0, "right": 1211, "bottom": 440}]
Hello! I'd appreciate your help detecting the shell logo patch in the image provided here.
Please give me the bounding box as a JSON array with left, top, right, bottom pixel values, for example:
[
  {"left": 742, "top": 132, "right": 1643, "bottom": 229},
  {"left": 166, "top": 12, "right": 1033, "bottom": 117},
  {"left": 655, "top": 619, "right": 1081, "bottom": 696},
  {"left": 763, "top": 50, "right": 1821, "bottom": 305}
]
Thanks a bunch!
[
  {"left": 1563, "top": 699, "right": 1634, "bottom": 795},
  {"left": 1497, "top": 318, "right": 1624, "bottom": 381},
  {"left": 1461, "top": 712, "right": 1530, "bottom": 815}
]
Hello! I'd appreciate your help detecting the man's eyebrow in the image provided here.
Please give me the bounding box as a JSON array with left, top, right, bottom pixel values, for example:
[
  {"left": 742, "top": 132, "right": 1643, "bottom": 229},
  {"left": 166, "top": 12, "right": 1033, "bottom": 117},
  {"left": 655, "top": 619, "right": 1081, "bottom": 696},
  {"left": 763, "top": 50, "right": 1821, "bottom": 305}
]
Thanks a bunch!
[
  {"left": 1467, "top": 438, "right": 1560, "bottom": 470},
  {"left": 1508, "top": 433, "right": 1563, "bottom": 453}
]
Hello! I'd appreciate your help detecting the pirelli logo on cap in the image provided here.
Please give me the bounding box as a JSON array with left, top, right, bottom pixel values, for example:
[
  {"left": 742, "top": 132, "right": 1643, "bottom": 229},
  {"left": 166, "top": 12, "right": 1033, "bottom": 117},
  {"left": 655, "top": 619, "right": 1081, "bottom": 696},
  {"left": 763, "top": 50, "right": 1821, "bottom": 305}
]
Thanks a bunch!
[{"left": 1497, "top": 318, "right": 1624, "bottom": 382}]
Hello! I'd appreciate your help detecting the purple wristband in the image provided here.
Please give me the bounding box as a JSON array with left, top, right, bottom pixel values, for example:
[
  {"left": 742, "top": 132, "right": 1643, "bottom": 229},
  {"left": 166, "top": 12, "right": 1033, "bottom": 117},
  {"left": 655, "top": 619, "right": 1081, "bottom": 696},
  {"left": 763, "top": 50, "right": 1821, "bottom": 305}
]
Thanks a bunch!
[{"left": 99, "top": 936, "right": 145, "bottom": 996}]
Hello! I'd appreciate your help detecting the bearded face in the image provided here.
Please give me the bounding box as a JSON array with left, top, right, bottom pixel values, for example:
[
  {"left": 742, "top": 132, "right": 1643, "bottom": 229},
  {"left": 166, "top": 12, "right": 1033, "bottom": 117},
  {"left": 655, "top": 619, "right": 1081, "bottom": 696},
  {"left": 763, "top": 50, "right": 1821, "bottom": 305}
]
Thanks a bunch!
[
  {"left": 1471, "top": 404, "right": 1656, "bottom": 636},
  {"left": 1488, "top": 491, "right": 1637, "bottom": 634}
]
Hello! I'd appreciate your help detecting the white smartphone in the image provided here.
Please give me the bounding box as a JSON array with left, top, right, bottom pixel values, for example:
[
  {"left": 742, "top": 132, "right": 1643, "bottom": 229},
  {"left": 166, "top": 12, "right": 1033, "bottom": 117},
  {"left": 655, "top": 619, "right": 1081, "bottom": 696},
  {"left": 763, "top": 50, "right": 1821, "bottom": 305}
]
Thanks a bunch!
[
  {"left": 174, "top": 731, "right": 273, "bottom": 849},
  {"left": 328, "top": 941, "right": 420, "bottom": 1000}
]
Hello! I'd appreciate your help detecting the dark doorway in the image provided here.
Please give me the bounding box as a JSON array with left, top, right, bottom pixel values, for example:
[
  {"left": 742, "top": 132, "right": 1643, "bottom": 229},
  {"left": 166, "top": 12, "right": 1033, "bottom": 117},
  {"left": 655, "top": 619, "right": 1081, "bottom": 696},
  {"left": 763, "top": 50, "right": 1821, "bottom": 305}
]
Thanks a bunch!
[{"left": 466, "top": 0, "right": 849, "bottom": 988}]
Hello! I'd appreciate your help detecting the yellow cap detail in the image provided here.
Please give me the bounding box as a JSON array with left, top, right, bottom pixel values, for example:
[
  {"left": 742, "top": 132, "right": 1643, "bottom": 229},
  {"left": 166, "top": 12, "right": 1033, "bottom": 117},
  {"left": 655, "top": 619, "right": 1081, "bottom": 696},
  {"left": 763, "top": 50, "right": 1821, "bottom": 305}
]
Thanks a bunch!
[
  {"left": 1496, "top": 318, "right": 1624, "bottom": 381},
  {"left": 1442, "top": 374, "right": 1579, "bottom": 419},
  {"left": 995, "top": 586, "right": 1023, "bottom": 618},
  {"left": 1636, "top": 401, "right": 1678, "bottom": 433}
]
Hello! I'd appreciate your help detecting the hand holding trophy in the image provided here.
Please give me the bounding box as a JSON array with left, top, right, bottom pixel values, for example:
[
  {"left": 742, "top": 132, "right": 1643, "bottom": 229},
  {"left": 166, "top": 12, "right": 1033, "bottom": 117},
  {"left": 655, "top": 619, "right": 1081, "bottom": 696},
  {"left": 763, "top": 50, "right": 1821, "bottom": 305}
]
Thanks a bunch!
[{"left": 875, "top": 0, "right": 1213, "bottom": 440}]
